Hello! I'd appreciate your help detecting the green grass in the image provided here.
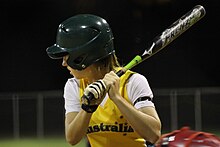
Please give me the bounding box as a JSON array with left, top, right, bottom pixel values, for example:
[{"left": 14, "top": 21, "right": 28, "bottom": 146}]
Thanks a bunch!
[
  {"left": 0, "top": 132, "right": 219, "bottom": 147},
  {"left": 0, "top": 137, "right": 87, "bottom": 147}
]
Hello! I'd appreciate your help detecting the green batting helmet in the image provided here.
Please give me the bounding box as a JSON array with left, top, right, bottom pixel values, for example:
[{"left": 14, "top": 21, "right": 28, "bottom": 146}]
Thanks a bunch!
[{"left": 46, "top": 14, "right": 115, "bottom": 70}]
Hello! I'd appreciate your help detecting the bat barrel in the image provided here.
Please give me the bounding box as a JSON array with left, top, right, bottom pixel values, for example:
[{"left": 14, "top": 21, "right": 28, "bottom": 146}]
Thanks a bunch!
[
  {"left": 155, "top": 5, "right": 206, "bottom": 50},
  {"left": 140, "top": 5, "right": 206, "bottom": 63}
]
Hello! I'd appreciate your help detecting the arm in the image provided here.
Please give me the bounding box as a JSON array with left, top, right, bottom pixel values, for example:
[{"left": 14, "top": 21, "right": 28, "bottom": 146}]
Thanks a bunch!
[
  {"left": 64, "top": 78, "right": 106, "bottom": 145},
  {"left": 103, "top": 71, "right": 161, "bottom": 143},
  {"left": 111, "top": 96, "right": 161, "bottom": 143},
  {"left": 65, "top": 111, "right": 92, "bottom": 145},
  {"left": 63, "top": 79, "right": 92, "bottom": 145}
]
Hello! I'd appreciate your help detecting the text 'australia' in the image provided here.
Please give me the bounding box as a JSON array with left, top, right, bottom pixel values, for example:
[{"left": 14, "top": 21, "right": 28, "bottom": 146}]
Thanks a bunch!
[{"left": 87, "top": 123, "right": 134, "bottom": 134}]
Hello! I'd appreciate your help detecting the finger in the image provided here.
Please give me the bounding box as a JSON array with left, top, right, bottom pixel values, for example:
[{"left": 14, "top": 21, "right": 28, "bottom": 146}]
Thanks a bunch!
[
  {"left": 85, "top": 80, "right": 106, "bottom": 99},
  {"left": 84, "top": 85, "right": 99, "bottom": 99},
  {"left": 89, "top": 83, "right": 101, "bottom": 99},
  {"left": 96, "top": 80, "right": 106, "bottom": 90},
  {"left": 88, "top": 85, "right": 100, "bottom": 99}
]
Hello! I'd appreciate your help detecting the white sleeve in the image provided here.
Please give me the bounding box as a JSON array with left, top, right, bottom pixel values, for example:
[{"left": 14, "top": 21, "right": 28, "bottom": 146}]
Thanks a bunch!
[
  {"left": 63, "top": 78, "right": 81, "bottom": 114},
  {"left": 126, "top": 73, "right": 155, "bottom": 109}
]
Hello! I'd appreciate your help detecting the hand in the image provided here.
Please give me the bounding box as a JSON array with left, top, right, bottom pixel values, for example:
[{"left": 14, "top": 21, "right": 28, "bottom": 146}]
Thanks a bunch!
[
  {"left": 81, "top": 80, "right": 106, "bottom": 113},
  {"left": 102, "top": 71, "right": 120, "bottom": 100}
]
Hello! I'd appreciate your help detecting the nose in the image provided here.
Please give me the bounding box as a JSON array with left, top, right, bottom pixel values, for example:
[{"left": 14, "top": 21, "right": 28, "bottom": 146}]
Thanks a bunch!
[{"left": 62, "top": 56, "right": 68, "bottom": 67}]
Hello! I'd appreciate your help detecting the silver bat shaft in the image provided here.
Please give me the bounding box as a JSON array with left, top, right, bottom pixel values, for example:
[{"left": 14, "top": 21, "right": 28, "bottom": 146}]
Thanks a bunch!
[{"left": 117, "top": 5, "right": 206, "bottom": 76}]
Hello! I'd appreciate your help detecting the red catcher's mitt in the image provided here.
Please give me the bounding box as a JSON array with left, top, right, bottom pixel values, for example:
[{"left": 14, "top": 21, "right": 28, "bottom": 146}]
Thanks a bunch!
[{"left": 156, "top": 126, "right": 220, "bottom": 147}]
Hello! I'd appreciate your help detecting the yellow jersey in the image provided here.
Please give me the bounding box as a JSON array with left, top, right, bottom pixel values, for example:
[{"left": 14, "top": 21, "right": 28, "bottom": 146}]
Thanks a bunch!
[{"left": 79, "top": 70, "right": 146, "bottom": 147}]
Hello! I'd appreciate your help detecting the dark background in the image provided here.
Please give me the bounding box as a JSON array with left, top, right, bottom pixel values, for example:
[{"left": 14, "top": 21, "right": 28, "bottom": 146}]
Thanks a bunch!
[{"left": 1, "top": 0, "right": 220, "bottom": 92}]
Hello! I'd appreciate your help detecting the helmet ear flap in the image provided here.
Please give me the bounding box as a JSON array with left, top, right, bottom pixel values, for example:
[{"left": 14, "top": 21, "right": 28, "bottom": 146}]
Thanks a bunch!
[{"left": 72, "top": 54, "right": 86, "bottom": 64}]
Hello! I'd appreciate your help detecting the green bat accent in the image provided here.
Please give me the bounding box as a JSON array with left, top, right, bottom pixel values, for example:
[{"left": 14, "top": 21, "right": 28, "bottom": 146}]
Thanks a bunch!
[{"left": 124, "top": 55, "right": 142, "bottom": 71}]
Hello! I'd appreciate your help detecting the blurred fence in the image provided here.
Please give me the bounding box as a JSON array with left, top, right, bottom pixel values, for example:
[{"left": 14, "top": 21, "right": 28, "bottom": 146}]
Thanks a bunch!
[{"left": 0, "top": 87, "right": 220, "bottom": 139}]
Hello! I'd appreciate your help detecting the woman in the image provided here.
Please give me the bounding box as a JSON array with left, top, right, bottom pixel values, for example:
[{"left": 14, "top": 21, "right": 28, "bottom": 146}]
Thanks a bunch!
[{"left": 46, "top": 14, "right": 161, "bottom": 147}]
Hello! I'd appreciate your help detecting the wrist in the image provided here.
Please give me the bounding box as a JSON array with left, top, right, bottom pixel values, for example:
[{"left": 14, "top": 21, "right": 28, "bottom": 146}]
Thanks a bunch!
[
  {"left": 81, "top": 104, "right": 98, "bottom": 113},
  {"left": 110, "top": 94, "right": 122, "bottom": 103}
]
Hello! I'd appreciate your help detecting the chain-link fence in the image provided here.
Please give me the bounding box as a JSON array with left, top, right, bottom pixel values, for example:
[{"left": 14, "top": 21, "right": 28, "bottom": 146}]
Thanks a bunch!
[{"left": 0, "top": 87, "right": 220, "bottom": 139}]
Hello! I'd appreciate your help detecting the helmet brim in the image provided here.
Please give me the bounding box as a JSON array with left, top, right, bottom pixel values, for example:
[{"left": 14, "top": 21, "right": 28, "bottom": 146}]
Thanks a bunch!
[{"left": 46, "top": 44, "right": 69, "bottom": 59}]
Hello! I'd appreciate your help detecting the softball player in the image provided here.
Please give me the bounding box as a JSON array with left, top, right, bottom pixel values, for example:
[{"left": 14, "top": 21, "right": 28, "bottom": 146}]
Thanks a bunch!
[{"left": 46, "top": 14, "right": 161, "bottom": 147}]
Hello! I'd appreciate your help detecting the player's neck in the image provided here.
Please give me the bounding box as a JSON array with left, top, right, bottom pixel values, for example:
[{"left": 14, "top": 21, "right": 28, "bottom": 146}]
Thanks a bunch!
[{"left": 87, "top": 69, "right": 108, "bottom": 84}]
